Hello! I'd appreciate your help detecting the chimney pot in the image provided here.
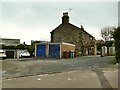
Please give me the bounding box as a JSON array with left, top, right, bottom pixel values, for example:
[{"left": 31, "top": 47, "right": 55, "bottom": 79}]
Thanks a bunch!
[
  {"left": 63, "top": 12, "right": 68, "bottom": 16},
  {"left": 62, "top": 12, "right": 69, "bottom": 24}
]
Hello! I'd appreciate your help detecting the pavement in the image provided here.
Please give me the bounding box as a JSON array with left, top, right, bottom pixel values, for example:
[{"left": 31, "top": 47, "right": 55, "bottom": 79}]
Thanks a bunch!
[
  {"left": 103, "top": 69, "right": 118, "bottom": 88},
  {"left": 2, "top": 68, "right": 118, "bottom": 88},
  {"left": 2, "top": 69, "right": 101, "bottom": 88},
  {"left": 1, "top": 56, "right": 119, "bottom": 88}
]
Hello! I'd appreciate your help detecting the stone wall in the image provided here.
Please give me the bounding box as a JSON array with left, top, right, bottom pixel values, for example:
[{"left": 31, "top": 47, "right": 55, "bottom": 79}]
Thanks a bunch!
[
  {"left": 51, "top": 12, "right": 96, "bottom": 55},
  {"left": 51, "top": 23, "right": 96, "bottom": 55}
]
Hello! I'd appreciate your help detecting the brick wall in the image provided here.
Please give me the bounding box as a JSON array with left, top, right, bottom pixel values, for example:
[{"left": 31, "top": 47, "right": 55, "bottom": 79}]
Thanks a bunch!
[{"left": 61, "top": 43, "right": 75, "bottom": 58}]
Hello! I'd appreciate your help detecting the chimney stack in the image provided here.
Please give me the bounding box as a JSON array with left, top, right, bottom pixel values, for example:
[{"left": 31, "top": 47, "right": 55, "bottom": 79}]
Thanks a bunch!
[
  {"left": 81, "top": 25, "right": 84, "bottom": 30},
  {"left": 62, "top": 12, "right": 69, "bottom": 24}
]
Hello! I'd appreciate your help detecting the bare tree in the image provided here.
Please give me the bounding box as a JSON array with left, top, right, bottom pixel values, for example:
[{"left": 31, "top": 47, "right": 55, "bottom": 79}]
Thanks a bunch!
[{"left": 101, "top": 26, "right": 114, "bottom": 41}]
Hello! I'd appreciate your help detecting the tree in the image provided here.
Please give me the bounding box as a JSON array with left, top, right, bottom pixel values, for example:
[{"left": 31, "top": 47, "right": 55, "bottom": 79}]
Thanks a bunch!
[
  {"left": 2, "top": 45, "right": 17, "bottom": 49},
  {"left": 104, "top": 40, "right": 114, "bottom": 47},
  {"left": 96, "top": 40, "right": 105, "bottom": 50},
  {"left": 112, "top": 27, "right": 120, "bottom": 63},
  {"left": 23, "top": 41, "right": 26, "bottom": 45},
  {"left": 101, "top": 26, "right": 114, "bottom": 41},
  {"left": 1, "top": 44, "right": 28, "bottom": 49},
  {"left": 17, "top": 44, "right": 26, "bottom": 49},
  {"left": 27, "top": 44, "right": 35, "bottom": 57}
]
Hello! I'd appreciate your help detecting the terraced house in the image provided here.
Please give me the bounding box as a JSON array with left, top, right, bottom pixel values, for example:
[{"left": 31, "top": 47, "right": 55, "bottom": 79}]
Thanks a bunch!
[{"left": 50, "top": 12, "right": 97, "bottom": 55}]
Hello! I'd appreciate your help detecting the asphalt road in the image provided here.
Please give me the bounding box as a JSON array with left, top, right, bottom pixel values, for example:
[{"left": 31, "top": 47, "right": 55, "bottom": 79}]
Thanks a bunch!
[
  {"left": 2, "top": 69, "right": 102, "bottom": 88},
  {"left": 1, "top": 56, "right": 119, "bottom": 88},
  {"left": 2, "top": 56, "right": 117, "bottom": 79}
]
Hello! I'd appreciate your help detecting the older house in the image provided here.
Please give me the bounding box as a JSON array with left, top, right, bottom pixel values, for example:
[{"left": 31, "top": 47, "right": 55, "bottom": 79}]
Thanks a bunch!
[{"left": 50, "top": 12, "right": 96, "bottom": 55}]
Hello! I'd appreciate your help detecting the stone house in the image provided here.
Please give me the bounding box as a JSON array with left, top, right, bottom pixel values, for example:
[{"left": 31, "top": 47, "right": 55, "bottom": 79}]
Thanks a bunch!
[{"left": 50, "top": 12, "right": 96, "bottom": 55}]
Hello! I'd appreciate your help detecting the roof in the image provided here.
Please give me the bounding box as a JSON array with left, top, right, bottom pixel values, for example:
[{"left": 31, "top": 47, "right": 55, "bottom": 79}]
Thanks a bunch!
[
  {"left": 50, "top": 23, "right": 95, "bottom": 39},
  {"left": 69, "top": 23, "right": 95, "bottom": 39},
  {"left": 0, "top": 38, "right": 20, "bottom": 41},
  {"left": 50, "top": 24, "right": 62, "bottom": 33}
]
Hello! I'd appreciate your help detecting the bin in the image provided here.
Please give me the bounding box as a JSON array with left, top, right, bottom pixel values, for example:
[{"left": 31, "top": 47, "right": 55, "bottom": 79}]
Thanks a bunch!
[
  {"left": 69, "top": 51, "right": 74, "bottom": 58},
  {"left": 71, "top": 52, "right": 74, "bottom": 58},
  {"left": 69, "top": 51, "right": 71, "bottom": 58},
  {"left": 74, "top": 51, "right": 77, "bottom": 57},
  {"left": 63, "top": 51, "right": 69, "bottom": 58},
  {"left": 72, "top": 52, "right": 74, "bottom": 57}
]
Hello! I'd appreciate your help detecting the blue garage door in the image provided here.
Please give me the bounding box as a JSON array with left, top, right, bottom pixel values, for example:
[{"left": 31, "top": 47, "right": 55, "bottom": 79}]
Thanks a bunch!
[
  {"left": 36, "top": 44, "right": 46, "bottom": 57},
  {"left": 49, "top": 44, "right": 60, "bottom": 58}
]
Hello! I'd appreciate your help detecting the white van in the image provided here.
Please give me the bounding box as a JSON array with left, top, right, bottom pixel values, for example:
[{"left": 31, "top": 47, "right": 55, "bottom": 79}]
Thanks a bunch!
[{"left": 0, "top": 50, "right": 6, "bottom": 59}]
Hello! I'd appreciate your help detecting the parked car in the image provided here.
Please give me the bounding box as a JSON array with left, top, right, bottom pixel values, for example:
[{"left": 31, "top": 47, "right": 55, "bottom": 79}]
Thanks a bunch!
[
  {"left": 0, "top": 50, "right": 6, "bottom": 60},
  {"left": 19, "top": 51, "right": 30, "bottom": 58},
  {"left": 97, "top": 50, "right": 101, "bottom": 55}
]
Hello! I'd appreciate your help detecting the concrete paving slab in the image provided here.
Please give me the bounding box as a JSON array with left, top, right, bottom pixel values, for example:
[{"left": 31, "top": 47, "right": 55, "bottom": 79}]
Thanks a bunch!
[{"left": 103, "top": 69, "right": 118, "bottom": 88}]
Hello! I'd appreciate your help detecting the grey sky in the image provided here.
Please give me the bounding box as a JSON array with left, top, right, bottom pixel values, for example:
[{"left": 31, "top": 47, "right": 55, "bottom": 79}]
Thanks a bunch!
[{"left": 0, "top": 0, "right": 118, "bottom": 45}]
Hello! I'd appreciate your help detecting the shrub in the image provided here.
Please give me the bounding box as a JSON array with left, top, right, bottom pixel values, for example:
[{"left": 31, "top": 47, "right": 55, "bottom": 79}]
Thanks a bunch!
[{"left": 112, "top": 27, "right": 120, "bottom": 63}]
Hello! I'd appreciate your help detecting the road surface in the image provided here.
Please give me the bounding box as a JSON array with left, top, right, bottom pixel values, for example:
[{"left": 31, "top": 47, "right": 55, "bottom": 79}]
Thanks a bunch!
[{"left": 1, "top": 56, "right": 119, "bottom": 88}]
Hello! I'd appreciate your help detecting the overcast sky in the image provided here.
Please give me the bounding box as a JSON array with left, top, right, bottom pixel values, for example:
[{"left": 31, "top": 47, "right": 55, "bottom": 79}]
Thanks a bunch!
[{"left": 0, "top": 0, "right": 118, "bottom": 45}]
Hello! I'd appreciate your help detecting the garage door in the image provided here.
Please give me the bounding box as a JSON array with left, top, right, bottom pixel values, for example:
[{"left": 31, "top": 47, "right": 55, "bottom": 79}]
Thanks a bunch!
[
  {"left": 6, "top": 51, "right": 14, "bottom": 58},
  {"left": 49, "top": 44, "right": 60, "bottom": 58},
  {"left": 36, "top": 44, "right": 46, "bottom": 57}
]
